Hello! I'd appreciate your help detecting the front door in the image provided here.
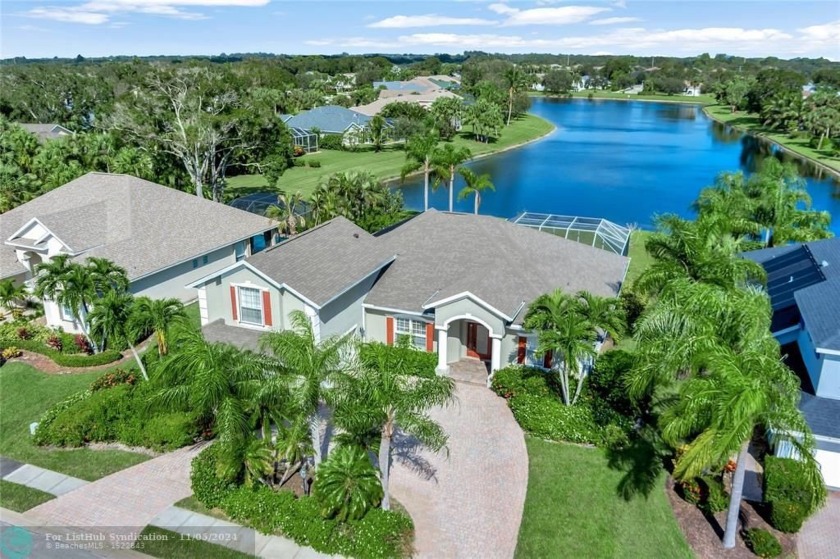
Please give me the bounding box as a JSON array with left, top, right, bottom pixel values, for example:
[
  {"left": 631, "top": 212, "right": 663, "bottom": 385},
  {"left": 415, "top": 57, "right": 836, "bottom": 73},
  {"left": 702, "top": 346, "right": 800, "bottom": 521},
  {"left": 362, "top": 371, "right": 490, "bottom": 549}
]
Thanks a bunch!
[{"left": 466, "top": 322, "right": 479, "bottom": 358}]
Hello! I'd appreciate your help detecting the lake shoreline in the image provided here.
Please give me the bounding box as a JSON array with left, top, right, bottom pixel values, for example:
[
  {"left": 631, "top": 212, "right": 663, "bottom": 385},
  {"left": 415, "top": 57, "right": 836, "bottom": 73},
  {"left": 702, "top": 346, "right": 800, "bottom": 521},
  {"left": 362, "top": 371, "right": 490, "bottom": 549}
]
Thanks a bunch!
[
  {"left": 701, "top": 105, "right": 840, "bottom": 181},
  {"left": 530, "top": 91, "right": 714, "bottom": 105}
]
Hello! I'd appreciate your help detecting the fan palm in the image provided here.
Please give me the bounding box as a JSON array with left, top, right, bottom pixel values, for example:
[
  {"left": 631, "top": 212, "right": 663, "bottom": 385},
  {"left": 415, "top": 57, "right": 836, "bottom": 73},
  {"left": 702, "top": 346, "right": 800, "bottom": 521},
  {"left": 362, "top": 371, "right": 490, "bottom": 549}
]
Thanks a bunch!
[
  {"left": 457, "top": 168, "right": 495, "bottom": 215},
  {"left": 131, "top": 296, "right": 187, "bottom": 356},
  {"left": 431, "top": 143, "right": 472, "bottom": 212},
  {"left": 331, "top": 341, "right": 455, "bottom": 511},
  {"left": 88, "top": 290, "right": 149, "bottom": 379},
  {"left": 260, "top": 310, "right": 354, "bottom": 466},
  {"left": 661, "top": 338, "right": 825, "bottom": 549},
  {"left": 315, "top": 445, "right": 383, "bottom": 521},
  {"left": 401, "top": 132, "right": 439, "bottom": 211}
]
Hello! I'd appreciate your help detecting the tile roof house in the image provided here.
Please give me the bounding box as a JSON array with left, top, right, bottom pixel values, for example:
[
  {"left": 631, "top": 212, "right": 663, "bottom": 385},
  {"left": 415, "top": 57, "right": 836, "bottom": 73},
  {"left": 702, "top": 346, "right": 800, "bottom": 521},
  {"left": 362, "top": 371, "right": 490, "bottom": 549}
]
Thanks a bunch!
[
  {"left": 744, "top": 238, "right": 840, "bottom": 488},
  {"left": 17, "top": 123, "right": 74, "bottom": 142},
  {"left": 190, "top": 210, "right": 628, "bottom": 377},
  {"left": 2, "top": 173, "right": 276, "bottom": 333}
]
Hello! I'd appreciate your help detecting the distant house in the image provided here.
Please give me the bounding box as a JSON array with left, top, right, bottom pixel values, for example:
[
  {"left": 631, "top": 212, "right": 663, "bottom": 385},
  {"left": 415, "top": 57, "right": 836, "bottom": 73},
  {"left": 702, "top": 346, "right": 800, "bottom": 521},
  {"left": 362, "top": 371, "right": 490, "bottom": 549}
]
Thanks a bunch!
[
  {"left": 282, "top": 105, "right": 373, "bottom": 146},
  {"left": 356, "top": 76, "right": 463, "bottom": 117},
  {"left": 1, "top": 173, "right": 276, "bottom": 333},
  {"left": 17, "top": 123, "right": 73, "bottom": 142},
  {"left": 744, "top": 238, "right": 840, "bottom": 487},
  {"left": 191, "top": 211, "right": 628, "bottom": 377},
  {"left": 683, "top": 84, "right": 702, "bottom": 96}
]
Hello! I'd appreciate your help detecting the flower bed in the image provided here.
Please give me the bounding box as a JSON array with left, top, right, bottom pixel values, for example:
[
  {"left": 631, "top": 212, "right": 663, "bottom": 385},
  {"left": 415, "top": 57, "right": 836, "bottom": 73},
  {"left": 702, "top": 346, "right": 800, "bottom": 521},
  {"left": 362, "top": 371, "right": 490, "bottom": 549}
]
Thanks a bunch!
[{"left": 0, "top": 322, "right": 122, "bottom": 367}]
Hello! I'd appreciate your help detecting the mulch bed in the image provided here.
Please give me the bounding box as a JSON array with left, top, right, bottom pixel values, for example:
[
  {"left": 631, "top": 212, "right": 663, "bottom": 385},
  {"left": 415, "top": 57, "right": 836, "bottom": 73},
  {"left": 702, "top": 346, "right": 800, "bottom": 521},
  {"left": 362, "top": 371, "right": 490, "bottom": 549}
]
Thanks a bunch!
[{"left": 666, "top": 477, "right": 797, "bottom": 558}]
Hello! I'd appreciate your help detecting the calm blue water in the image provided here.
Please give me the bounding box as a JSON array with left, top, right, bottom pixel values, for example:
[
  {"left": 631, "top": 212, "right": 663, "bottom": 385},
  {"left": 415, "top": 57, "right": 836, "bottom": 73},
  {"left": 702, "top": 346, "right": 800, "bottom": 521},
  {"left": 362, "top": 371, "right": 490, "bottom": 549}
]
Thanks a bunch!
[{"left": 396, "top": 98, "right": 840, "bottom": 233}]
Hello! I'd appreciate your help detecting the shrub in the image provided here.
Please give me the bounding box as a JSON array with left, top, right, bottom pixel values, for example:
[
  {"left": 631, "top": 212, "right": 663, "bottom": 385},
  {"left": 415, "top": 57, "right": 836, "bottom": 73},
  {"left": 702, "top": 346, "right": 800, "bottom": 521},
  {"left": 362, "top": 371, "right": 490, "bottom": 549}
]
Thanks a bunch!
[
  {"left": 16, "top": 327, "right": 32, "bottom": 340},
  {"left": 2, "top": 346, "right": 21, "bottom": 359},
  {"left": 90, "top": 369, "right": 138, "bottom": 392},
  {"left": 764, "top": 456, "right": 826, "bottom": 533},
  {"left": 306, "top": 159, "right": 322, "bottom": 168},
  {"left": 589, "top": 350, "right": 640, "bottom": 418},
  {"left": 118, "top": 412, "right": 198, "bottom": 450},
  {"left": 678, "top": 478, "right": 702, "bottom": 506},
  {"left": 292, "top": 158, "right": 306, "bottom": 167},
  {"left": 45, "top": 335, "right": 63, "bottom": 352},
  {"left": 0, "top": 339, "right": 122, "bottom": 367},
  {"left": 700, "top": 476, "right": 729, "bottom": 514},
  {"left": 191, "top": 446, "right": 238, "bottom": 508},
  {"left": 319, "top": 134, "right": 344, "bottom": 151},
  {"left": 293, "top": 145, "right": 306, "bottom": 157},
  {"left": 744, "top": 528, "right": 782, "bottom": 558},
  {"left": 315, "top": 446, "right": 383, "bottom": 521},
  {"left": 74, "top": 334, "right": 93, "bottom": 355}
]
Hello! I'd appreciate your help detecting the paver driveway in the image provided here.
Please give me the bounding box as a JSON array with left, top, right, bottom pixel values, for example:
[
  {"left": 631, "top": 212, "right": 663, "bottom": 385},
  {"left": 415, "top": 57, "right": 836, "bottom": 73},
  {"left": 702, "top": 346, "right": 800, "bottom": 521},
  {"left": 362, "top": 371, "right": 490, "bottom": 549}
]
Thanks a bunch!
[
  {"left": 798, "top": 490, "right": 840, "bottom": 559},
  {"left": 389, "top": 379, "right": 528, "bottom": 559},
  {"left": 27, "top": 445, "right": 203, "bottom": 544}
]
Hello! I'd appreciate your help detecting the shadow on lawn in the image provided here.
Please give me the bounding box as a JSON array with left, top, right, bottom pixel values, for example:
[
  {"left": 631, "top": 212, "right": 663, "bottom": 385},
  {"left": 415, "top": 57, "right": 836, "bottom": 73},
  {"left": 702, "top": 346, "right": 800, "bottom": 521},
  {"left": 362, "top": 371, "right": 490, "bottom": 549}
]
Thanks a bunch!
[{"left": 604, "top": 426, "right": 670, "bottom": 501}]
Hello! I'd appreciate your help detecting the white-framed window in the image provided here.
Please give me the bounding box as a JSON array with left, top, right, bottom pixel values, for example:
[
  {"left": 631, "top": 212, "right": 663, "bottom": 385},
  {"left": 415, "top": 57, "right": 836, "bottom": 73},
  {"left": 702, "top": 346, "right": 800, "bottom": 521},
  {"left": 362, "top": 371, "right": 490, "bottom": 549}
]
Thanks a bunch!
[
  {"left": 238, "top": 286, "right": 263, "bottom": 326},
  {"left": 235, "top": 241, "right": 247, "bottom": 262},
  {"left": 396, "top": 317, "right": 426, "bottom": 349},
  {"left": 60, "top": 303, "right": 75, "bottom": 321}
]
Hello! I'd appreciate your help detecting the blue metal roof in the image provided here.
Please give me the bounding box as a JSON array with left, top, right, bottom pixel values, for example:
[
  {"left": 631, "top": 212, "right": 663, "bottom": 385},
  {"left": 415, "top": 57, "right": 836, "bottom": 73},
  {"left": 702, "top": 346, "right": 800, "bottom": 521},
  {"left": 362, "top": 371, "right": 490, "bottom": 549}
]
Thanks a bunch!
[
  {"left": 373, "top": 81, "right": 426, "bottom": 92},
  {"left": 283, "top": 106, "right": 370, "bottom": 134}
]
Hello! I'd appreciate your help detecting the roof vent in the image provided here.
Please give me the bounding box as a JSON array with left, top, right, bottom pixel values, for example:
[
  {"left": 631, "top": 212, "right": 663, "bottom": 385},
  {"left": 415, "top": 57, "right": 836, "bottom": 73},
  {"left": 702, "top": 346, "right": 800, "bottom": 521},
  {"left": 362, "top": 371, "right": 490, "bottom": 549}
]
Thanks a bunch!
[
  {"left": 353, "top": 233, "right": 359, "bottom": 239},
  {"left": 789, "top": 276, "right": 794, "bottom": 283},
  {"left": 822, "top": 260, "right": 829, "bottom": 267}
]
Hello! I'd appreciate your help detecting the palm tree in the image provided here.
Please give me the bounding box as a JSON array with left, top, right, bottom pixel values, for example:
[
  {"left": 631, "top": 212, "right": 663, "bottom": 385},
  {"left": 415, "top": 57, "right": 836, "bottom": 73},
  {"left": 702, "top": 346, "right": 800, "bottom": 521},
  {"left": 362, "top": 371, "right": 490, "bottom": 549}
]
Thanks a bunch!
[
  {"left": 661, "top": 338, "right": 825, "bottom": 549},
  {"left": 401, "top": 132, "right": 439, "bottom": 211},
  {"left": 267, "top": 191, "right": 307, "bottom": 236},
  {"left": 457, "top": 168, "right": 495, "bottom": 215},
  {"left": 260, "top": 310, "right": 354, "bottom": 466},
  {"left": 431, "top": 143, "right": 472, "bottom": 212},
  {"left": 0, "top": 279, "right": 27, "bottom": 313},
  {"left": 314, "top": 445, "right": 383, "bottom": 521},
  {"left": 309, "top": 184, "right": 340, "bottom": 225},
  {"left": 503, "top": 65, "right": 528, "bottom": 126},
  {"left": 87, "top": 257, "right": 130, "bottom": 295},
  {"left": 131, "top": 296, "right": 187, "bottom": 356},
  {"left": 88, "top": 290, "right": 149, "bottom": 380},
  {"left": 52, "top": 262, "right": 99, "bottom": 353},
  {"left": 331, "top": 341, "right": 455, "bottom": 511},
  {"left": 365, "top": 115, "right": 388, "bottom": 153}
]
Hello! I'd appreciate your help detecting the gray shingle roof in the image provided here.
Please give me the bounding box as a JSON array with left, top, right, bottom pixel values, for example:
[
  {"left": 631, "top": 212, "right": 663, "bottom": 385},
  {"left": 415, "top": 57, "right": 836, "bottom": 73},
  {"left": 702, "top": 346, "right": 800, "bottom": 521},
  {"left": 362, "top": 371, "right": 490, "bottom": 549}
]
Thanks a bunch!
[
  {"left": 365, "top": 210, "right": 628, "bottom": 323},
  {"left": 282, "top": 106, "right": 370, "bottom": 134},
  {"left": 745, "top": 238, "right": 840, "bottom": 350},
  {"left": 799, "top": 392, "right": 840, "bottom": 439},
  {"left": 245, "top": 217, "right": 396, "bottom": 308},
  {"left": 17, "top": 123, "right": 73, "bottom": 141},
  {"left": 1, "top": 173, "right": 274, "bottom": 280}
]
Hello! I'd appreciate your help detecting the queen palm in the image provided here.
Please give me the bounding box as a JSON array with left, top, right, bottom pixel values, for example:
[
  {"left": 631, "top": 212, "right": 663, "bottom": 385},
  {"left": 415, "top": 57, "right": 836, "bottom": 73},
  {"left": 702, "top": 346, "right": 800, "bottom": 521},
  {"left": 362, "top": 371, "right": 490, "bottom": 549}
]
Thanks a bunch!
[
  {"left": 260, "top": 310, "right": 354, "bottom": 466},
  {"left": 431, "top": 143, "right": 472, "bottom": 212},
  {"left": 267, "top": 191, "right": 307, "bottom": 236},
  {"left": 457, "top": 168, "right": 495, "bottom": 215},
  {"left": 401, "top": 132, "right": 438, "bottom": 211},
  {"left": 661, "top": 338, "right": 825, "bottom": 549},
  {"left": 88, "top": 290, "right": 149, "bottom": 380},
  {"left": 331, "top": 341, "right": 455, "bottom": 511},
  {"left": 131, "top": 296, "right": 186, "bottom": 356}
]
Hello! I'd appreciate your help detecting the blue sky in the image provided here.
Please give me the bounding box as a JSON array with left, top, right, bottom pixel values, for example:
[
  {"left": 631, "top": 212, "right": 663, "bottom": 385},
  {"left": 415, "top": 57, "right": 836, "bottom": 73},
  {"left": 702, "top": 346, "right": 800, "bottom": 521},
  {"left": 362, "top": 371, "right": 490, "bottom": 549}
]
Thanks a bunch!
[{"left": 1, "top": 1, "right": 838, "bottom": 60}]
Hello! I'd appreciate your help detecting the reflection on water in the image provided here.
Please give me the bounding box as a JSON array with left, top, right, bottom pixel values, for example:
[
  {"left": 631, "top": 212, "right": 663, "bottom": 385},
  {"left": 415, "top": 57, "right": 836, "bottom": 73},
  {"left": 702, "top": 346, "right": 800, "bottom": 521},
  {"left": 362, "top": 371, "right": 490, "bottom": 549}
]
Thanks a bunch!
[
  {"left": 657, "top": 106, "right": 698, "bottom": 122},
  {"left": 739, "top": 134, "right": 839, "bottom": 189},
  {"left": 710, "top": 121, "right": 742, "bottom": 145}
]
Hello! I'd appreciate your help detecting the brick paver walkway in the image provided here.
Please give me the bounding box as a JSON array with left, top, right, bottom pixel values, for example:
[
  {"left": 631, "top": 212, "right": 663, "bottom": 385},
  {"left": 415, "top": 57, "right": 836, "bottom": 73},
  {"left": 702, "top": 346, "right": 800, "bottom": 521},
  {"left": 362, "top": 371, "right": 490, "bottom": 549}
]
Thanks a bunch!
[
  {"left": 798, "top": 491, "right": 840, "bottom": 559},
  {"left": 389, "top": 380, "right": 528, "bottom": 559},
  {"left": 27, "top": 445, "right": 203, "bottom": 544}
]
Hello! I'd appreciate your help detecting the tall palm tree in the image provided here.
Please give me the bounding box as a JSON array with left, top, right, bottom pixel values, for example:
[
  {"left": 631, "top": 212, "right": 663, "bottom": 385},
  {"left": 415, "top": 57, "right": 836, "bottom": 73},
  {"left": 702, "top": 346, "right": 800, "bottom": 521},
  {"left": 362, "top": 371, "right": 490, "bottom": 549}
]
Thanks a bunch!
[
  {"left": 457, "top": 168, "right": 495, "bottom": 215},
  {"left": 131, "top": 296, "right": 187, "bottom": 356},
  {"left": 503, "top": 65, "right": 528, "bottom": 126},
  {"left": 309, "top": 184, "right": 340, "bottom": 225},
  {"left": 431, "top": 143, "right": 472, "bottom": 212},
  {"left": 331, "top": 341, "right": 455, "bottom": 511},
  {"left": 267, "top": 191, "right": 307, "bottom": 236},
  {"left": 54, "top": 262, "right": 99, "bottom": 353},
  {"left": 87, "top": 257, "right": 130, "bottom": 295},
  {"left": 260, "top": 310, "right": 354, "bottom": 466},
  {"left": 401, "top": 132, "right": 439, "bottom": 211},
  {"left": 661, "top": 338, "right": 825, "bottom": 549},
  {"left": 88, "top": 290, "right": 149, "bottom": 380}
]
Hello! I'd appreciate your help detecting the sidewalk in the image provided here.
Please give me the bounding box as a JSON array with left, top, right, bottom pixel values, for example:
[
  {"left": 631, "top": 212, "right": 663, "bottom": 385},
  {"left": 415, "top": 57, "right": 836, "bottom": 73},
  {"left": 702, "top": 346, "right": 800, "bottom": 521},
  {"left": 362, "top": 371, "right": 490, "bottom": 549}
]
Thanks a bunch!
[{"left": 1, "top": 456, "right": 89, "bottom": 496}]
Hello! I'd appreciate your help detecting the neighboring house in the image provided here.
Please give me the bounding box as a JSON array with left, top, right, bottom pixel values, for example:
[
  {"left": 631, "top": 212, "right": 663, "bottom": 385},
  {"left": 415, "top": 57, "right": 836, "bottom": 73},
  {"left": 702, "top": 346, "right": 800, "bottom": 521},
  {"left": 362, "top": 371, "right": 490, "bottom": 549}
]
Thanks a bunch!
[
  {"left": 353, "top": 90, "right": 462, "bottom": 117},
  {"left": 1, "top": 173, "right": 276, "bottom": 333},
  {"left": 281, "top": 106, "right": 372, "bottom": 146},
  {"left": 744, "top": 238, "right": 840, "bottom": 488},
  {"left": 356, "top": 76, "right": 463, "bottom": 117},
  {"left": 683, "top": 85, "right": 702, "bottom": 96},
  {"left": 192, "top": 210, "right": 628, "bottom": 377},
  {"left": 17, "top": 123, "right": 74, "bottom": 142}
]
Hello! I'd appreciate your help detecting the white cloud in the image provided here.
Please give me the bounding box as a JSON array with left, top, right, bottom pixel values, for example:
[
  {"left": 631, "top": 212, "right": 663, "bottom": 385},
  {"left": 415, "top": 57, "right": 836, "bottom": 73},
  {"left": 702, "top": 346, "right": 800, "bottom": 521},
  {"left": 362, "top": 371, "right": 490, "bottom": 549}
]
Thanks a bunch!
[
  {"left": 488, "top": 4, "right": 610, "bottom": 25},
  {"left": 590, "top": 17, "right": 642, "bottom": 25},
  {"left": 26, "top": 0, "right": 267, "bottom": 24},
  {"left": 368, "top": 14, "right": 497, "bottom": 29}
]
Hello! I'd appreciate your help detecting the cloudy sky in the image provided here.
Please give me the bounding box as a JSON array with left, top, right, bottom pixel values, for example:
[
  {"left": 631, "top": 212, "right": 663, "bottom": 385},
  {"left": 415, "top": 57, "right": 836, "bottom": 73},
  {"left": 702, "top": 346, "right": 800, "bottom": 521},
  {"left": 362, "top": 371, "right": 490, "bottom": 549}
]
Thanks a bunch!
[{"left": 1, "top": 0, "right": 838, "bottom": 60}]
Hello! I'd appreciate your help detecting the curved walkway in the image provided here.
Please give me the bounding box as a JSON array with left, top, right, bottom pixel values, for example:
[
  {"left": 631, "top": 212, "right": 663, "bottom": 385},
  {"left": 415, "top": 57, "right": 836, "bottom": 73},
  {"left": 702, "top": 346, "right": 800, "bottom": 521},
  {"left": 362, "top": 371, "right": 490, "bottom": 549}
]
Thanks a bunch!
[
  {"left": 390, "top": 378, "right": 529, "bottom": 558},
  {"left": 798, "top": 491, "right": 840, "bottom": 559}
]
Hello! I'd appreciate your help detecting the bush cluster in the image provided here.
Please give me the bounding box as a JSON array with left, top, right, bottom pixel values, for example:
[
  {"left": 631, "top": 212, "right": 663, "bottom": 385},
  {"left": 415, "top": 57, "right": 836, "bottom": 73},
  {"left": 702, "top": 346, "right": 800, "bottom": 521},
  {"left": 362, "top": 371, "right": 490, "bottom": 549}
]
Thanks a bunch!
[
  {"left": 764, "top": 456, "right": 826, "bottom": 533},
  {"left": 491, "top": 366, "right": 631, "bottom": 446},
  {"left": 190, "top": 448, "right": 413, "bottom": 559},
  {"left": 90, "top": 369, "right": 139, "bottom": 391},
  {"left": 0, "top": 339, "right": 122, "bottom": 367},
  {"left": 0, "top": 322, "right": 122, "bottom": 367},
  {"left": 306, "top": 159, "right": 322, "bottom": 168},
  {"left": 743, "top": 528, "right": 782, "bottom": 558},
  {"left": 678, "top": 476, "right": 728, "bottom": 513},
  {"left": 35, "top": 377, "right": 200, "bottom": 451}
]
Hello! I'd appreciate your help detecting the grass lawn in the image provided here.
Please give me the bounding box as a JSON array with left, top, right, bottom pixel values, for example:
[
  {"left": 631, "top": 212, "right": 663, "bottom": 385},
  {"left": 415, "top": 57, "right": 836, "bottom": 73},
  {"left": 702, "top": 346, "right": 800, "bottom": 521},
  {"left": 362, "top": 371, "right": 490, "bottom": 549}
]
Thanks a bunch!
[
  {"left": 226, "top": 113, "right": 554, "bottom": 200},
  {"left": 134, "top": 526, "right": 256, "bottom": 559},
  {"left": 625, "top": 229, "right": 654, "bottom": 288},
  {"left": 704, "top": 105, "right": 840, "bottom": 174},
  {"left": 175, "top": 495, "right": 231, "bottom": 522},
  {"left": 0, "top": 362, "right": 149, "bottom": 480},
  {"left": 558, "top": 91, "right": 716, "bottom": 105},
  {"left": 516, "top": 438, "right": 693, "bottom": 559},
  {"left": 0, "top": 479, "right": 54, "bottom": 512}
]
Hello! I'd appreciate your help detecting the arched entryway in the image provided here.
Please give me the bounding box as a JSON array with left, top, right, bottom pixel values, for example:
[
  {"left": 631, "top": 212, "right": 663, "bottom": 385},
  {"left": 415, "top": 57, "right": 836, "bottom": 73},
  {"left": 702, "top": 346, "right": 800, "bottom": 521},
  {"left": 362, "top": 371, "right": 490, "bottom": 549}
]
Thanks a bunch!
[{"left": 435, "top": 315, "right": 502, "bottom": 377}]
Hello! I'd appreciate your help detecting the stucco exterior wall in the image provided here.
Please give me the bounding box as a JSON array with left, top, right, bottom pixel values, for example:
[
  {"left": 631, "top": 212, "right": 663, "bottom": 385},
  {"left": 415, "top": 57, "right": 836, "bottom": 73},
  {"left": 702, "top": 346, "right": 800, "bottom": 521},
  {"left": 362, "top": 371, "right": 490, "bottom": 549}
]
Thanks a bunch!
[
  {"left": 319, "top": 275, "right": 377, "bottom": 338},
  {"left": 816, "top": 353, "right": 840, "bottom": 400},
  {"left": 363, "top": 308, "right": 388, "bottom": 342},
  {"left": 133, "top": 244, "right": 236, "bottom": 303},
  {"left": 798, "top": 327, "right": 824, "bottom": 394},
  {"left": 433, "top": 298, "right": 506, "bottom": 337}
]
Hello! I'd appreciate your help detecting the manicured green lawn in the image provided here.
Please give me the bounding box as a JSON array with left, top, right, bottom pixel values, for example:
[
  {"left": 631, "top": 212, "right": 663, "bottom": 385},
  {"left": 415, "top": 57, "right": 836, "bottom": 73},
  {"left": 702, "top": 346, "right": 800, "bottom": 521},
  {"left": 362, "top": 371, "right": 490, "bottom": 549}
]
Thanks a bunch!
[
  {"left": 625, "top": 229, "right": 654, "bottom": 288},
  {"left": 516, "top": 438, "right": 693, "bottom": 559},
  {"left": 226, "top": 114, "right": 554, "bottom": 200},
  {"left": 175, "top": 495, "right": 231, "bottom": 522},
  {"left": 0, "top": 362, "right": 149, "bottom": 480},
  {"left": 0, "top": 479, "right": 54, "bottom": 511},
  {"left": 563, "top": 91, "right": 716, "bottom": 105},
  {"left": 134, "top": 526, "right": 256, "bottom": 559},
  {"left": 704, "top": 105, "right": 840, "bottom": 173}
]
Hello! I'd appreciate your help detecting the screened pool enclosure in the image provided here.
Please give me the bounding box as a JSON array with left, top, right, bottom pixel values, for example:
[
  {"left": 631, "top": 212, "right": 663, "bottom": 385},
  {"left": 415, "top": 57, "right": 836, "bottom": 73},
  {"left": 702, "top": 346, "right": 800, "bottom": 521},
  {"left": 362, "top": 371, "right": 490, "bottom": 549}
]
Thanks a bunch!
[
  {"left": 229, "top": 192, "right": 311, "bottom": 218},
  {"left": 509, "top": 212, "right": 631, "bottom": 256},
  {"left": 291, "top": 127, "right": 318, "bottom": 153}
]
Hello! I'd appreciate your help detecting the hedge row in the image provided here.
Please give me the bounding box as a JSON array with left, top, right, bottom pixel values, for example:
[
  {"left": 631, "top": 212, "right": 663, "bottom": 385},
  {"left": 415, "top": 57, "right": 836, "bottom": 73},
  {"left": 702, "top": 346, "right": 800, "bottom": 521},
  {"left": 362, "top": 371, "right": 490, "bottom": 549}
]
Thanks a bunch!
[
  {"left": 0, "top": 339, "right": 122, "bottom": 367},
  {"left": 191, "top": 447, "right": 413, "bottom": 559},
  {"left": 764, "top": 456, "right": 827, "bottom": 533}
]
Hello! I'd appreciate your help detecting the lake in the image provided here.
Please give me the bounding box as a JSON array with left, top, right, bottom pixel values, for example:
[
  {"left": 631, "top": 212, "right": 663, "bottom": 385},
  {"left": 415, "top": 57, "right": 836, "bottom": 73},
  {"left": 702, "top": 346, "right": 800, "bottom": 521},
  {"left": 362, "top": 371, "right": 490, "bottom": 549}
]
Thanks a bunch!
[{"left": 396, "top": 97, "right": 840, "bottom": 233}]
